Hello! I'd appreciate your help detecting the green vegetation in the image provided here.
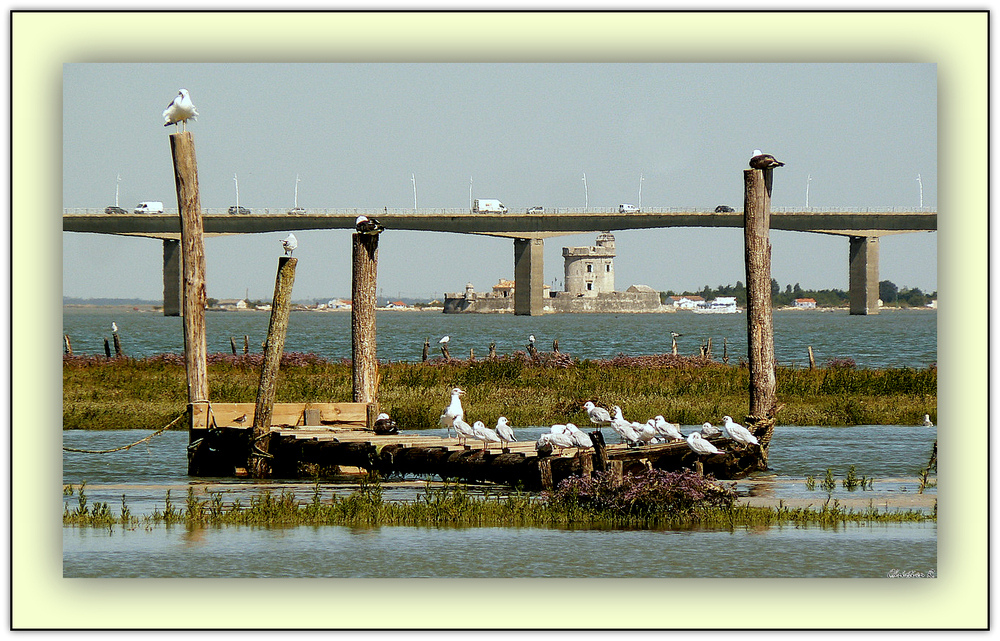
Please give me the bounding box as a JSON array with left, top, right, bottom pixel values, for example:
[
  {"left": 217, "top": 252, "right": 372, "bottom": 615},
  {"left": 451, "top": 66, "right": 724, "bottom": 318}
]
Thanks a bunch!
[
  {"left": 63, "top": 474, "right": 935, "bottom": 531},
  {"left": 63, "top": 352, "right": 937, "bottom": 430},
  {"left": 661, "top": 279, "right": 937, "bottom": 309}
]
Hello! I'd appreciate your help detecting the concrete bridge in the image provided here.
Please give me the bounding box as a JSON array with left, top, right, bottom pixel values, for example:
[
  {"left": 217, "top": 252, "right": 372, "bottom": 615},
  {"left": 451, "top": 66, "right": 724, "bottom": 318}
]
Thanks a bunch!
[{"left": 63, "top": 207, "right": 936, "bottom": 316}]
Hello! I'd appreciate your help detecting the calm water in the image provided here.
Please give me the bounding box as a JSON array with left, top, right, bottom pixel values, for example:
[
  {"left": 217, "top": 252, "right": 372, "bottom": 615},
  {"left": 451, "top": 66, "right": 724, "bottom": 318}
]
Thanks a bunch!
[
  {"left": 63, "top": 426, "right": 937, "bottom": 578},
  {"left": 63, "top": 307, "right": 938, "bottom": 368}
]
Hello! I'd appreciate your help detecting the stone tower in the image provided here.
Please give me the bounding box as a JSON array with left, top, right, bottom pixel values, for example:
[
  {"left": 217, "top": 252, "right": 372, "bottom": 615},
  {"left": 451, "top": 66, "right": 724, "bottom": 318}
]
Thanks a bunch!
[{"left": 562, "top": 232, "right": 616, "bottom": 297}]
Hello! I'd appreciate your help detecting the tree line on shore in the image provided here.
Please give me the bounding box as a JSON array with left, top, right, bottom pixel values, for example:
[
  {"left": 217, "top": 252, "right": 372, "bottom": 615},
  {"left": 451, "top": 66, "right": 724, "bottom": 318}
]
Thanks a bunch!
[{"left": 661, "top": 279, "right": 937, "bottom": 309}]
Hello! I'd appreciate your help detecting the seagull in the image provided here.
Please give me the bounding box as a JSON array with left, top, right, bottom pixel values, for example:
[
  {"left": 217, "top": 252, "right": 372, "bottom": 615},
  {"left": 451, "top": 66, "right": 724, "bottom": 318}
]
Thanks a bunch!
[
  {"left": 471, "top": 420, "right": 501, "bottom": 450},
  {"left": 565, "top": 423, "right": 593, "bottom": 451},
  {"left": 452, "top": 417, "right": 477, "bottom": 448},
  {"left": 355, "top": 215, "right": 385, "bottom": 235},
  {"left": 111, "top": 322, "right": 118, "bottom": 333},
  {"left": 233, "top": 413, "right": 248, "bottom": 425},
  {"left": 653, "top": 415, "right": 684, "bottom": 441},
  {"left": 923, "top": 414, "right": 934, "bottom": 427},
  {"left": 635, "top": 421, "right": 658, "bottom": 446},
  {"left": 722, "top": 415, "right": 760, "bottom": 447},
  {"left": 281, "top": 233, "right": 298, "bottom": 256},
  {"left": 528, "top": 334, "right": 536, "bottom": 344},
  {"left": 437, "top": 387, "right": 465, "bottom": 438},
  {"left": 162, "top": 89, "right": 198, "bottom": 131},
  {"left": 687, "top": 432, "right": 724, "bottom": 456},
  {"left": 537, "top": 430, "right": 575, "bottom": 453},
  {"left": 583, "top": 401, "right": 613, "bottom": 427},
  {"left": 609, "top": 406, "right": 637, "bottom": 444},
  {"left": 699, "top": 421, "right": 722, "bottom": 437},
  {"left": 373, "top": 412, "right": 398, "bottom": 435},
  {"left": 749, "top": 149, "right": 785, "bottom": 169},
  {"left": 439, "top": 336, "right": 450, "bottom": 345},
  {"left": 495, "top": 417, "right": 517, "bottom": 448},
  {"left": 670, "top": 331, "right": 682, "bottom": 338}
]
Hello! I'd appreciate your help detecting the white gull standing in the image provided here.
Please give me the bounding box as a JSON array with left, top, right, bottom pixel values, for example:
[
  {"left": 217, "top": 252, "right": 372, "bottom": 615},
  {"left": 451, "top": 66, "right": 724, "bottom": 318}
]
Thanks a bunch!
[
  {"left": 583, "top": 401, "right": 612, "bottom": 427},
  {"left": 687, "top": 431, "right": 724, "bottom": 456},
  {"left": 471, "top": 420, "right": 501, "bottom": 450},
  {"left": 452, "top": 417, "right": 477, "bottom": 448},
  {"left": 564, "top": 423, "right": 593, "bottom": 451},
  {"left": 281, "top": 233, "right": 298, "bottom": 256},
  {"left": 653, "top": 415, "right": 684, "bottom": 441},
  {"left": 495, "top": 417, "right": 516, "bottom": 449},
  {"left": 722, "top": 415, "right": 759, "bottom": 447},
  {"left": 162, "top": 89, "right": 198, "bottom": 131},
  {"left": 699, "top": 421, "right": 722, "bottom": 438},
  {"left": 437, "top": 387, "right": 465, "bottom": 438}
]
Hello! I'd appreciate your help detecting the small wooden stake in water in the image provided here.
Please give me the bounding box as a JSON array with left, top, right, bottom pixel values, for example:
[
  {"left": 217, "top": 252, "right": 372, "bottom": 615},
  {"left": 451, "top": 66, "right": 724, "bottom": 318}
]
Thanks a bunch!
[
  {"left": 230, "top": 337, "right": 238, "bottom": 356},
  {"left": 103, "top": 338, "right": 111, "bottom": 359},
  {"left": 250, "top": 256, "right": 297, "bottom": 478},
  {"left": 808, "top": 345, "right": 816, "bottom": 369},
  {"left": 64, "top": 334, "right": 73, "bottom": 356},
  {"left": 112, "top": 332, "right": 123, "bottom": 357}
]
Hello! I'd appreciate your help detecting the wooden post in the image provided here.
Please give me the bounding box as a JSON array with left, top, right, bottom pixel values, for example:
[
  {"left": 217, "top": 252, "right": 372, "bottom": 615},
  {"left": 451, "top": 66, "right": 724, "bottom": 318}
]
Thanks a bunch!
[
  {"left": 744, "top": 167, "right": 778, "bottom": 467},
  {"left": 488, "top": 342, "right": 497, "bottom": 358},
  {"left": 441, "top": 342, "right": 450, "bottom": 360},
  {"left": 169, "top": 132, "right": 210, "bottom": 437},
  {"left": 112, "top": 332, "right": 123, "bottom": 357},
  {"left": 103, "top": 338, "right": 111, "bottom": 359},
  {"left": 230, "top": 337, "right": 238, "bottom": 356},
  {"left": 671, "top": 336, "right": 678, "bottom": 355},
  {"left": 250, "top": 256, "right": 298, "bottom": 478},
  {"left": 352, "top": 233, "right": 379, "bottom": 405},
  {"left": 552, "top": 338, "right": 559, "bottom": 354},
  {"left": 723, "top": 337, "right": 729, "bottom": 364},
  {"left": 243, "top": 335, "right": 249, "bottom": 355},
  {"left": 422, "top": 338, "right": 429, "bottom": 362},
  {"left": 64, "top": 334, "right": 72, "bottom": 356},
  {"left": 808, "top": 346, "right": 816, "bottom": 369}
]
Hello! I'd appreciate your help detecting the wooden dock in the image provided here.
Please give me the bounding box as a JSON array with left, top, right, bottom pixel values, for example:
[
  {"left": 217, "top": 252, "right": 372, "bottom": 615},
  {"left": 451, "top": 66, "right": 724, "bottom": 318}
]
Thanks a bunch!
[{"left": 187, "top": 402, "right": 768, "bottom": 489}]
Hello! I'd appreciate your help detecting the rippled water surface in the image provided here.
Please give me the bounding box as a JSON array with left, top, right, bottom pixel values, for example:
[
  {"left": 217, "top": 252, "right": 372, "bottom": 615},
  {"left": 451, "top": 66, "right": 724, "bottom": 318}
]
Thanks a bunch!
[{"left": 63, "top": 307, "right": 937, "bottom": 368}]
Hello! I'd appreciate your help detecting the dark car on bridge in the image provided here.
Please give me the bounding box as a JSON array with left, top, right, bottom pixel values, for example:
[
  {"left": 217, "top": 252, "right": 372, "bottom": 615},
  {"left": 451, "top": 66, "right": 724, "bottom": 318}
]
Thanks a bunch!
[
  {"left": 228, "top": 206, "right": 251, "bottom": 215},
  {"left": 104, "top": 206, "right": 127, "bottom": 215},
  {"left": 526, "top": 206, "right": 544, "bottom": 214},
  {"left": 714, "top": 205, "right": 736, "bottom": 213}
]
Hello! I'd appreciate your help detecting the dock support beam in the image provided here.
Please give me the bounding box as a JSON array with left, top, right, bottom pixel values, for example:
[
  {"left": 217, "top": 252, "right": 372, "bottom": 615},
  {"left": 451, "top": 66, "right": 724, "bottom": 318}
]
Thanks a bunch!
[
  {"left": 513, "top": 237, "right": 544, "bottom": 316},
  {"left": 162, "top": 239, "right": 182, "bottom": 316},
  {"left": 849, "top": 235, "right": 880, "bottom": 315}
]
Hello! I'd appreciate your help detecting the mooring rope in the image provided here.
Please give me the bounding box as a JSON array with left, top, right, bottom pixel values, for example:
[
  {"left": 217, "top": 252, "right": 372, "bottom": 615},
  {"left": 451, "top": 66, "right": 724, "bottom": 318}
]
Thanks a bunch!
[{"left": 62, "top": 411, "right": 188, "bottom": 454}]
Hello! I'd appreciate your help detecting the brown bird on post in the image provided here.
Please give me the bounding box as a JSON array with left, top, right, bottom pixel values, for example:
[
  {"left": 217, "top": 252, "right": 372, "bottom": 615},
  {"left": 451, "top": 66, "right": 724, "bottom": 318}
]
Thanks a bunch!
[{"left": 749, "top": 149, "right": 785, "bottom": 169}]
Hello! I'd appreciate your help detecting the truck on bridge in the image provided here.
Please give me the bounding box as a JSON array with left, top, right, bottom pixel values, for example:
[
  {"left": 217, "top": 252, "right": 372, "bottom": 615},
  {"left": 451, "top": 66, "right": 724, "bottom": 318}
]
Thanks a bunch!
[{"left": 473, "top": 198, "right": 507, "bottom": 214}]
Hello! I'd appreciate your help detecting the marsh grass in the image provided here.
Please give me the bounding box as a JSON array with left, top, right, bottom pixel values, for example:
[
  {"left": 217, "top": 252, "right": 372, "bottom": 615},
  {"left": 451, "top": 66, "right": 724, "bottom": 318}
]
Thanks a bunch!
[
  {"left": 63, "top": 476, "right": 935, "bottom": 531},
  {"left": 63, "top": 354, "right": 937, "bottom": 430}
]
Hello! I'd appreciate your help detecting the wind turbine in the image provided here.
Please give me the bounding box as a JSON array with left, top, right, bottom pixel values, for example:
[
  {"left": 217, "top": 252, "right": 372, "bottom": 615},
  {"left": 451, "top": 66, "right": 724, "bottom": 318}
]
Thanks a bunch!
[
  {"left": 234, "top": 173, "right": 240, "bottom": 209},
  {"left": 805, "top": 174, "right": 812, "bottom": 208},
  {"left": 582, "top": 173, "right": 589, "bottom": 209},
  {"left": 412, "top": 173, "right": 417, "bottom": 210},
  {"left": 638, "top": 173, "right": 644, "bottom": 209},
  {"left": 916, "top": 174, "right": 923, "bottom": 208},
  {"left": 469, "top": 176, "right": 473, "bottom": 211},
  {"left": 115, "top": 173, "right": 121, "bottom": 207},
  {"left": 294, "top": 174, "right": 300, "bottom": 208}
]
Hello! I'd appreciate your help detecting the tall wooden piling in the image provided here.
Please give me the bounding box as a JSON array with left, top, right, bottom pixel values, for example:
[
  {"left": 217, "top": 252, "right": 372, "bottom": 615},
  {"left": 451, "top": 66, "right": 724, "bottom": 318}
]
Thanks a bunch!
[
  {"left": 743, "top": 167, "right": 778, "bottom": 465},
  {"left": 169, "top": 132, "right": 210, "bottom": 437},
  {"left": 250, "top": 256, "right": 298, "bottom": 477},
  {"left": 64, "top": 334, "right": 72, "bottom": 356},
  {"left": 352, "top": 233, "right": 379, "bottom": 411},
  {"left": 112, "top": 332, "right": 123, "bottom": 357}
]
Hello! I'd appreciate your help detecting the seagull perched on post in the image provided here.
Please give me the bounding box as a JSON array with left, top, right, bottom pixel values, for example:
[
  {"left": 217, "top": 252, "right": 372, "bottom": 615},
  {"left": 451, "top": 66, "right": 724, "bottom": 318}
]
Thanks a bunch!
[
  {"left": 653, "top": 415, "right": 684, "bottom": 441},
  {"left": 687, "top": 432, "right": 724, "bottom": 456},
  {"left": 699, "top": 421, "right": 722, "bottom": 438},
  {"left": 111, "top": 322, "right": 118, "bottom": 334},
  {"left": 355, "top": 215, "right": 385, "bottom": 235},
  {"left": 162, "top": 89, "right": 198, "bottom": 131},
  {"left": 471, "top": 420, "right": 501, "bottom": 450},
  {"left": 583, "top": 401, "right": 612, "bottom": 427},
  {"left": 281, "top": 233, "right": 298, "bottom": 256},
  {"left": 749, "top": 149, "right": 785, "bottom": 169}
]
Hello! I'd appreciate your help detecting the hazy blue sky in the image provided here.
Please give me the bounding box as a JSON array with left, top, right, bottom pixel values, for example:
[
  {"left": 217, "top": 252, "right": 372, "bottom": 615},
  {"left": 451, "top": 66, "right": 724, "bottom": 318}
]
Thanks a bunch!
[{"left": 63, "top": 62, "right": 937, "bottom": 301}]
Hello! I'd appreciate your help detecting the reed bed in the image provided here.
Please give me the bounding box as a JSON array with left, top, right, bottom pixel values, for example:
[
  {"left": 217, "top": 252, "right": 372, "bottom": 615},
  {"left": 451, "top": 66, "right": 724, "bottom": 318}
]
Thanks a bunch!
[
  {"left": 63, "top": 473, "right": 935, "bottom": 531},
  {"left": 63, "top": 352, "right": 936, "bottom": 430}
]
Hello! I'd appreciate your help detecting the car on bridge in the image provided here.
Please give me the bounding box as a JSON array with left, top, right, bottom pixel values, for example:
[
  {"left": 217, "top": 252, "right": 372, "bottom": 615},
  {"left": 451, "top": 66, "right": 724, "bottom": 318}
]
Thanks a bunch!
[
  {"left": 619, "top": 203, "right": 640, "bottom": 213},
  {"left": 288, "top": 208, "right": 307, "bottom": 215},
  {"left": 526, "top": 206, "right": 544, "bottom": 214},
  {"left": 228, "top": 206, "right": 251, "bottom": 215},
  {"left": 134, "top": 201, "right": 164, "bottom": 214},
  {"left": 104, "top": 206, "right": 127, "bottom": 215},
  {"left": 714, "top": 205, "right": 736, "bottom": 213}
]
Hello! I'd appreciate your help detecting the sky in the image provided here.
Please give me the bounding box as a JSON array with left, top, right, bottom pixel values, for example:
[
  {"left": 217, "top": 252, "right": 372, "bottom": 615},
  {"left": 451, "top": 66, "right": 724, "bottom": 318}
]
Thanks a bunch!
[{"left": 63, "top": 62, "right": 937, "bottom": 302}]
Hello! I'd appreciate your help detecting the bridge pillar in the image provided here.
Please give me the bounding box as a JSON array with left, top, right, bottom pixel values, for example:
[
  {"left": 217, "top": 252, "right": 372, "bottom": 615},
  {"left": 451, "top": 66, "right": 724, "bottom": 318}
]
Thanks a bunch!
[
  {"left": 848, "top": 235, "right": 879, "bottom": 315},
  {"left": 162, "top": 239, "right": 182, "bottom": 316},
  {"left": 513, "top": 238, "right": 544, "bottom": 316}
]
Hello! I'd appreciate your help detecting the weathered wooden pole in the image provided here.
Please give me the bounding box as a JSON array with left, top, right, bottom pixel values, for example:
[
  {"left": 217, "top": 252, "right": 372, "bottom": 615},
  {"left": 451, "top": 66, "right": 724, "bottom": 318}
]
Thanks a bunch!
[
  {"left": 112, "top": 332, "right": 123, "bottom": 357},
  {"left": 243, "top": 335, "right": 249, "bottom": 355},
  {"left": 807, "top": 345, "right": 816, "bottom": 369},
  {"left": 230, "top": 337, "right": 238, "bottom": 356},
  {"left": 352, "top": 233, "right": 379, "bottom": 415},
  {"left": 250, "top": 256, "right": 297, "bottom": 478},
  {"left": 743, "top": 167, "right": 778, "bottom": 466},
  {"left": 169, "top": 132, "right": 210, "bottom": 437},
  {"left": 64, "top": 334, "right": 72, "bottom": 356},
  {"left": 103, "top": 338, "right": 111, "bottom": 359},
  {"left": 422, "top": 337, "right": 430, "bottom": 362}
]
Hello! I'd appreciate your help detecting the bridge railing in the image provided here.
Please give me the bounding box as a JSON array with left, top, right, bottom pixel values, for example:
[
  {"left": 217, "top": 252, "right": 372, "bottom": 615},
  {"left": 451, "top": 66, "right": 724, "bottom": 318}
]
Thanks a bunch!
[{"left": 63, "top": 206, "right": 937, "bottom": 216}]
